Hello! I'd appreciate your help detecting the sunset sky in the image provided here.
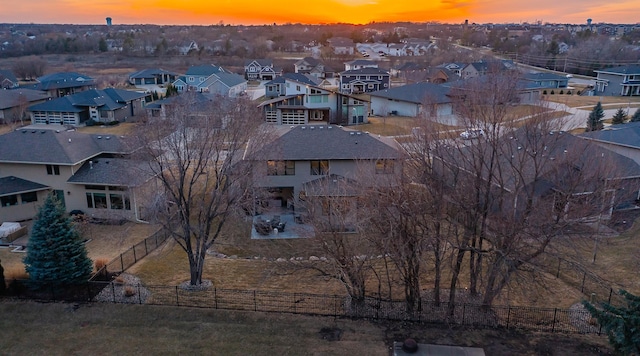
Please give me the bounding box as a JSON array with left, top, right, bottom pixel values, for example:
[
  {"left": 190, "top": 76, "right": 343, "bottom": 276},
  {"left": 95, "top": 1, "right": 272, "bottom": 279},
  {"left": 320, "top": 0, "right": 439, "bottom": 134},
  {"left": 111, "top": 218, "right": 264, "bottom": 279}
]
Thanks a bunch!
[{"left": 3, "top": 0, "right": 639, "bottom": 25}]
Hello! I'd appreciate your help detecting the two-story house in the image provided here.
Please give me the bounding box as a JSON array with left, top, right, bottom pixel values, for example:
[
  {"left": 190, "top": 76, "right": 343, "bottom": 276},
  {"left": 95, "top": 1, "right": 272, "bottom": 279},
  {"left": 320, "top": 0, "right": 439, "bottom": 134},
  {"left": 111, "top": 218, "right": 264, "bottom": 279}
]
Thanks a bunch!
[
  {"left": 172, "top": 64, "right": 247, "bottom": 97},
  {"left": 339, "top": 67, "right": 390, "bottom": 94},
  {"left": 327, "top": 37, "right": 355, "bottom": 55},
  {"left": 294, "top": 57, "right": 335, "bottom": 80},
  {"left": 344, "top": 60, "right": 378, "bottom": 71},
  {"left": 28, "top": 88, "right": 148, "bottom": 126},
  {"left": 594, "top": 65, "right": 640, "bottom": 97},
  {"left": 25, "top": 72, "right": 96, "bottom": 98},
  {"left": 244, "top": 59, "right": 282, "bottom": 81},
  {"left": 259, "top": 79, "right": 368, "bottom": 126},
  {"left": 522, "top": 72, "right": 569, "bottom": 89},
  {"left": 246, "top": 125, "right": 402, "bottom": 226},
  {"left": 264, "top": 73, "right": 320, "bottom": 99},
  {"left": 0, "top": 129, "right": 157, "bottom": 222},
  {"left": 461, "top": 60, "right": 515, "bottom": 79},
  {"left": 369, "top": 82, "right": 454, "bottom": 120}
]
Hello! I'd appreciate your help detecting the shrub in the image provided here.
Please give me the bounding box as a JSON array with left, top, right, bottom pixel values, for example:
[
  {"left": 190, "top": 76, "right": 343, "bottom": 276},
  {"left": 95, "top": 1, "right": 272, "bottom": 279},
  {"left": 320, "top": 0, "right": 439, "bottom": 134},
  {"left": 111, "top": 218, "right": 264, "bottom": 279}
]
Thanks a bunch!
[
  {"left": 114, "top": 275, "right": 125, "bottom": 284},
  {"left": 124, "top": 286, "right": 136, "bottom": 297},
  {"left": 559, "top": 90, "right": 564, "bottom": 95},
  {"left": 543, "top": 90, "right": 547, "bottom": 95},
  {"left": 550, "top": 90, "right": 555, "bottom": 95},
  {"left": 567, "top": 91, "right": 572, "bottom": 95},
  {"left": 85, "top": 119, "right": 96, "bottom": 127},
  {"left": 107, "top": 120, "right": 119, "bottom": 126},
  {"left": 94, "top": 258, "right": 109, "bottom": 273}
]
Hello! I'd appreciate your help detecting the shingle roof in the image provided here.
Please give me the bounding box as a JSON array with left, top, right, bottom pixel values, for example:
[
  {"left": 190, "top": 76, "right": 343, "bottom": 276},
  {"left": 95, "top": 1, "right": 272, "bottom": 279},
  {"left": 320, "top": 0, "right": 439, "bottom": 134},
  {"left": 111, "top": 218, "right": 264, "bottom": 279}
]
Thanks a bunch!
[
  {"left": 253, "top": 125, "right": 401, "bottom": 161},
  {"left": 265, "top": 73, "right": 319, "bottom": 86},
  {"left": 0, "top": 89, "right": 49, "bottom": 110},
  {"left": 0, "top": 130, "right": 132, "bottom": 165},
  {"left": 245, "top": 59, "right": 273, "bottom": 67},
  {"left": 33, "top": 72, "right": 95, "bottom": 90},
  {"left": 185, "top": 64, "right": 225, "bottom": 76},
  {"left": 594, "top": 65, "right": 640, "bottom": 75},
  {"left": 369, "top": 83, "right": 451, "bottom": 104},
  {"left": 581, "top": 122, "right": 640, "bottom": 149},
  {"left": 0, "top": 176, "right": 49, "bottom": 196},
  {"left": 128, "top": 68, "right": 179, "bottom": 79},
  {"left": 215, "top": 72, "right": 246, "bottom": 88},
  {"left": 523, "top": 72, "right": 568, "bottom": 81},
  {"left": 341, "top": 68, "right": 390, "bottom": 75},
  {"left": 0, "top": 69, "right": 18, "bottom": 84},
  {"left": 66, "top": 158, "right": 156, "bottom": 186},
  {"left": 28, "top": 89, "right": 146, "bottom": 113}
]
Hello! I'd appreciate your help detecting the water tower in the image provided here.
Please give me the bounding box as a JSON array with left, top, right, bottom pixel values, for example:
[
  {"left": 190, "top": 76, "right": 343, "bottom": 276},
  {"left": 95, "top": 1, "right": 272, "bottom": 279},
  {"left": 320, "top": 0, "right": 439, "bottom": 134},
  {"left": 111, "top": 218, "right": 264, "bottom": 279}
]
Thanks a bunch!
[
  {"left": 587, "top": 18, "right": 592, "bottom": 26},
  {"left": 106, "top": 17, "right": 112, "bottom": 26}
]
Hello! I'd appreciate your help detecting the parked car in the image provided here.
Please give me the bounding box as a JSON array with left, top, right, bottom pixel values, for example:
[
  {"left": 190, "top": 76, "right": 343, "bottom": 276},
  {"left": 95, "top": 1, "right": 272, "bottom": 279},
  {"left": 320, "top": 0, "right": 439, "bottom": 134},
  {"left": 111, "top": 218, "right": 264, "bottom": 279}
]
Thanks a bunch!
[{"left": 460, "top": 129, "right": 485, "bottom": 140}]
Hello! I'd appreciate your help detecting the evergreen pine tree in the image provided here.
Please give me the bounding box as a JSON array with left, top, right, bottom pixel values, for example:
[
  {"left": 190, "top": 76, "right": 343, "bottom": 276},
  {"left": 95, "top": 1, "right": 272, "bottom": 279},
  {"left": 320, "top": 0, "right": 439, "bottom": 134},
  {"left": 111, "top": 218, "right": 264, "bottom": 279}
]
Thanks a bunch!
[
  {"left": 587, "top": 101, "right": 605, "bottom": 131},
  {"left": 612, "top": 108, "right": 627, "bottom": 125},
  {"left": 631, "top": 108, "right": 640, "bottom": 122},
  {"left": 584, "top": 290, "right": 640, "bottom": 355},
  {"left": 23, "top": 194, "right": 92, "bottom": 288}
]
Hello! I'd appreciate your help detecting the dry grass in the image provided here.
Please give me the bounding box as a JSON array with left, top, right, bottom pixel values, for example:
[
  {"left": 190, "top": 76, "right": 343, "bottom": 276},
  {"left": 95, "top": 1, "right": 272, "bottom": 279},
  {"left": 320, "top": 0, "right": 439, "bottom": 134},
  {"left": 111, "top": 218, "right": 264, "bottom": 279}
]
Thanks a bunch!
[
  {"left": 75, "top": 122, "right": 139, "bottom": 135},
  {"left": 545, "top": 95, "right": 640, "bottom": 108},
  {"left": 0, "top": 301, "right": 611, "bottom": 355}
]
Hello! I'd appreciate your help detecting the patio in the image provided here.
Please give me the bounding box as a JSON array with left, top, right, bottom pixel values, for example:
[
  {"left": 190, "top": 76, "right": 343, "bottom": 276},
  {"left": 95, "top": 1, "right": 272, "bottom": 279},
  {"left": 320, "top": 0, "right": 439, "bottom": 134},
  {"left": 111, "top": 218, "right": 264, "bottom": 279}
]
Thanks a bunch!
[{"left": 251, "top": 209, "right": 314, "bottom": 239}]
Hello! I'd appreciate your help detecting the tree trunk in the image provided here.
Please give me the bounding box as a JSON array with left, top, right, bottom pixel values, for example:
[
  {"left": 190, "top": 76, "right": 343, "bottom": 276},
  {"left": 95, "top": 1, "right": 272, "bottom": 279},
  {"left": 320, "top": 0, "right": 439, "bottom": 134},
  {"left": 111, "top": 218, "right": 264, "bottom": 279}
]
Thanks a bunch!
[{"left": 448, "top": 248, "right": 466, "bottom": 317}]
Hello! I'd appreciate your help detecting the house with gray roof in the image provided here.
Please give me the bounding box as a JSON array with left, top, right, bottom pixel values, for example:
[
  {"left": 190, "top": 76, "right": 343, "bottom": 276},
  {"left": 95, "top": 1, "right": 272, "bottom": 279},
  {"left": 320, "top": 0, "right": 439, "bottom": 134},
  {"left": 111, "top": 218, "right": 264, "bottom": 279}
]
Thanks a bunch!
[
  {"left": 339, "top": 67, "right": 390, "bottom": 94},
  {"left": 0, "top": 129, "right": 158, "bottom": 221},
  {"left": 244, "top": 59, "right": 282, "bottom": 81},
  {"left": 0, "top": 69, "right": 19, "bottom": 89},
  {"left": 28, "top": 88, "right": 147, "bottom": 126},
  {"left": 128, "top": 68, "right": 179, "bottom": 86},
  {"left": 369, "top": 83, "right": 454, "bottom": 120},
  {"left": 246, "top": 125, "right": 402, "bottom": 221},
  {"left": 522, "top": 72, "right": 569, "bottom": 89},
  {"left": 0, "top": 89, "right": 48, "bottom": 124},
  {"left": 264, "top": 73, "right": 320, "bottom": 99},
  {"left": 594, "top": 65, "right": 640, "bottom": 96},
  {"left": 461, "top": 60, "right": 515, "bottom": 79},
  {"left": 26, "top": 72, "right": 96, "bottom": 98},
  {"left": 580, "top": 121, "right": 640, "bottom": 165},
  {"left": 172, "top": 64, "right": 247, "bottom": 97},
  {"left": 294, "top": 57, "right": 335, "bottom": 80},
  {"left": 327, "top": 37, "right": 355, "bottom": 55}
]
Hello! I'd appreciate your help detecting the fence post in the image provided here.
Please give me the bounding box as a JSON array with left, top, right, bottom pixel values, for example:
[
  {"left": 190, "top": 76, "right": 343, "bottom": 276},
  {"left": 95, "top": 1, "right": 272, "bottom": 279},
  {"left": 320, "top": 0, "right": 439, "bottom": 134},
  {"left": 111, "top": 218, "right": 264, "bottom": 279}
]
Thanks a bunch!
[
  {"left": 214, "top": 288, "right": 218, "bottom": 309},
  {"left": 506, "top": 307, "right": 511, "bottom": 329},
  {"left": 144, "top": 238, "right": 148, "bottom": 255},
  {"left": 133, "top": 246, "right": 137, "bottom": 263},
  {"left": 462, "top": 304, "right": 466, "bottom": 325},
  {"left": 86, "top": 283, "right": 91, "bottom": 302},
  {"left": 581, "top": 272, "right": 586, "bottom": 293},
  {"left": 111, "top": 282, "right": 116, "bottom": 303},
  {"left": 138, "top": 284, "right": 142, "bottom": 304},
  {"left": 120, "top": 254, "right": 124, "bottom": 273},
  {"left": 175, "top": 286, "right": 179, "bottom": 306},
  {"left": 608, "top": 288, "right": 613, "bottom": 304},
  {"left": 552, "top": 308, "right": 557, "bottom": 333},
  {"left": 254, "top": 290, "right": 257, "bottom": 312}
]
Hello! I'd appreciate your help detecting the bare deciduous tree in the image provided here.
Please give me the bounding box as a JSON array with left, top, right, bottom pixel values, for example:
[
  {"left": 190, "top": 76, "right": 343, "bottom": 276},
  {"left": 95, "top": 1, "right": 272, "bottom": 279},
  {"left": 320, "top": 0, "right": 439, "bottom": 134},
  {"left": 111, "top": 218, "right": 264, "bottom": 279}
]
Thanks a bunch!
[{"left": 134, "top": 94, "right": 265, "bottom": 286}]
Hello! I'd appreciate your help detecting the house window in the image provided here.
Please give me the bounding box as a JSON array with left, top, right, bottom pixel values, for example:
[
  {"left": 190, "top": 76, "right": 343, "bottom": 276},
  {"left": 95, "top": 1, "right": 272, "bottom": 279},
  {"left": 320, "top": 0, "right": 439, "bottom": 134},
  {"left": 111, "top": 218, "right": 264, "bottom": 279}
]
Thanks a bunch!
[
  {"left": 375, "top": 159, "right": 394, "bottom": 174},
  {"left": 1, "top": 195, "right": 18, "bottom": 207},
  {"left": 46, "top": 165, "right": 60, "bottom": 175},
  {"left": 296, "top": 85, "right": 301, "bottom": 91},
  {"left": 188, "top": 76, "right": 195, "bottom": 82},
  {"left": 310, "top": 160, "right": 329, "bottom": 175},
  {"left": 267, "top": 160, "right": 295, "bottom": 176},
  {"left": 86, "top": 192, "right": 108, "bottom": 209},
  {"left": 20, "top": 192, "right": 38, "bottom": 204},
  {"left": 109, "top": 193, "right": 131, "bottom": 210}
]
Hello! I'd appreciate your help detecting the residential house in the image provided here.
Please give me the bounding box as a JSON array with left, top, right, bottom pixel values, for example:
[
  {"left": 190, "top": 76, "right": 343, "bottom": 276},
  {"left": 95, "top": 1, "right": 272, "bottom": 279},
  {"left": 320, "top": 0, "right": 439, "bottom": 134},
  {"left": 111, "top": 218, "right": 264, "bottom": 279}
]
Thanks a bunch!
[
  {"left": 145, "top": 92, "right": 213, "bottom": 119},
  {"left": 0, "top": 129, "right": 157, "bottom": 222},
  {"left": 259, "top": 83, "right": 368, "bottom": 126},
  {"left": 176, "top": 40, "right": 198, "bottom": 55},
  {"left": 294, "top": 57, "right": 335, "bottom": 80},
  {"left": 344, "top": 60, "right": 378, "bottom": 71},
  {"left": 461, "top": 60, "right": 515, "bottom": 79},
  {"left": 28, "top": 88, "right": 147, "bottom": 126},
  {"left": 246, "top": 125, "right": 402, "bottom": 225},
  {"left": 369, "top": 83, "right": 454, "bottom": 121},
  {"left": 339, "top": 67, "right": 391, "bottom": 94},
  {"left": 522, "top": 72, "right": 569, "bottom": 89},
  {"left": 264, "top": 73, "right": 320, "bottom": 99},
  {"left": 172, "top": 64, "right": 247, "bottom": 97},
  {"left": 0, "top": 89, "right": 49, "bottom": 124},
  {"left": 128, "top": 68, "right": 179, "bottom": 87},
  {"left": 580, "top": 122, "right": 640, "bottom": 166},
  {"left": 439, "top": 63, "right": 466, "bottom": 77},
  {"left": 327, "top": 37, "right": 355, "bottom": 55},
  {"left": 27, "top": 72, "right": 96, "bottom": 98},
  {"left": 593, "top": 65, "right": 640, "bottom": 96},
  {"left": 0, "top": 69, "right": 19, "bottom": 89},
  {"left": 244, "top": 59, "right": 282, "bottom": 81}
]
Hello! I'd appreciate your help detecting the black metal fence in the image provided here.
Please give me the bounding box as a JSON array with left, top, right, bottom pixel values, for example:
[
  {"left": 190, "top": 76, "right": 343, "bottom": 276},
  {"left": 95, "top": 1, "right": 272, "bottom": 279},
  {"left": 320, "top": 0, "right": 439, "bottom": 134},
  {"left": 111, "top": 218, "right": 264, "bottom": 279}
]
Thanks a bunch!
[
  {"left": 90, "top": 228, "right": 169, "bottom": 281},
  {"left": 3, "top": 281, "right": 600, "bottom": 335}
]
